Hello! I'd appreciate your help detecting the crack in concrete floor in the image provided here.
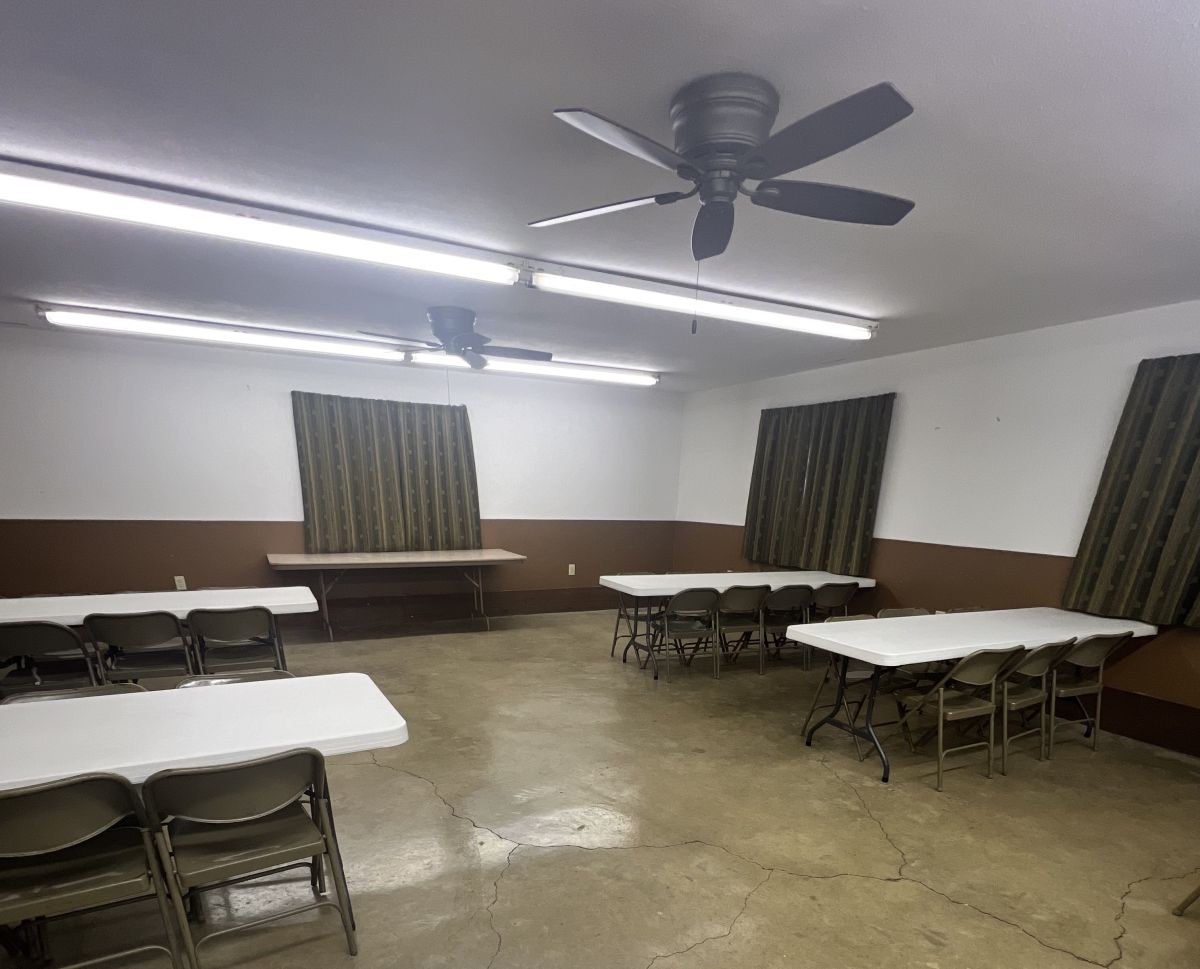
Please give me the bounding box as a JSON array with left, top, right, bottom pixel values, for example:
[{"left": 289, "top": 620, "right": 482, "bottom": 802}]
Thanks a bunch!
[{"left": 365, "top": 753, "right": 1190, "bottom": 969}]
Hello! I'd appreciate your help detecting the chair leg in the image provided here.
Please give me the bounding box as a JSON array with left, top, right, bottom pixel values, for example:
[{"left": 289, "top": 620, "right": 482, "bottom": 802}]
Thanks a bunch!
[
  {"left": 1001, "top": 686, "right": 1009, "bottom": 776},
  {"left": 1174, "top": 881, "right": 1200, "bottom": 916},
  {"left": 1048, "top": 675, "right": 1058, "bottom": 760},
  {"left": 936, "top": 696, "right": 945, "bottom": 793},
  {"left": 155, "top": 835, "right": 201, "bottom": 969},
  {"left": 801, "top": 659, "right": 833, "bottom": 734},
  {"left": 144, "top": 833, "right": 186, "bottom": 969},
  {"left": 1092, "top": 688, "right": 1102, "bottom": 750},
  {"left": 317, "top": 799, "right": 358, "bottom": 956},
  {"left": 986, "top": 705, "right": 995, "bottom": 780}
]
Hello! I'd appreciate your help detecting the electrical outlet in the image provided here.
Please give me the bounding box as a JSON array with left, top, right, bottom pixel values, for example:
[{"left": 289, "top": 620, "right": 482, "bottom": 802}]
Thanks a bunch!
[
  {"left": 568, "top": 563, "right": 576, "bottom": 576},
  {"left": 174, "top": 575, "right": 187, "bottom": 590}
]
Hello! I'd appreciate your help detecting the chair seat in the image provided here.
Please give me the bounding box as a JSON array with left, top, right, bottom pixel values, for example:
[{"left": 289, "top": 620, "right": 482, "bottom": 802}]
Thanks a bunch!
[
  {"left": 658, "top": 619, "right": 711, "bottom": 637},
  {"left": 1055, "top": 677, "right": 1100, "bottom": 698},
  {"left": 1004, "top": 684, "right": 1048, "bottom": 711},
  {"left": 719, "top": 617, "right": 761, "bottom": 635},
  {"left": 169, "top": 803, "right": 324, "bottom": 889},
  {"left": 201, "top": 642, "right": 280, "bottom": 673},
  {"left": 0, "top": 827, "right": 150, "bottom": 923},
  {"left": 107, "top": 648, "right": 192, "bottom": 678},
  {"left": 895, "top": 687, "right": 996, "bottom": 722}
]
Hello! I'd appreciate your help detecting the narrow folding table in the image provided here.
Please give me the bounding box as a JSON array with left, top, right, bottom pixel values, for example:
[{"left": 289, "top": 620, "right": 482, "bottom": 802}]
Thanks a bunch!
[
  {"left": 786, "top": 607, "right": 1157, "bottom": 782},
  {"left": 0, "top": 586, "right": 318, "bottom": 627},
  {"left": 0, "top": 672, "right": 407, "bottom": 790},
  {"left": 267, "top": 549, "right": 526, "bottom": 639},
  {"left": 600, "top": 570, "right": 875, "bottom": 678}
]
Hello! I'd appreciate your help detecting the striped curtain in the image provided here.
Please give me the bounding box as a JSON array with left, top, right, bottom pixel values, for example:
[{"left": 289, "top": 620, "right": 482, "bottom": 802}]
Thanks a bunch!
[
  {"left": 1063, "top": 354, "right": 1200, "bottom": 627},
  {"left": 291, "top": 391, "right": 482, "bottom": 553},
  {"left": 743, "top": 393, "right": 895, "bottom": 575}
]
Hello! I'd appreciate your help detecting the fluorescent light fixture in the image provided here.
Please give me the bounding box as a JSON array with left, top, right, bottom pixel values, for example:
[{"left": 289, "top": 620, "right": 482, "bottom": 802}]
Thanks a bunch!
[
  {"left": 409, "top": 350, "right": 659, "bottom": 387},
  {"left": 0, "top": 171, "right": 519, "bottom": 286},
  {"left": 530, "top": 270, "right": 874, "bottom": 340},
  {"left": 42, "top": 309, "right": 404, "bottom": 362}
]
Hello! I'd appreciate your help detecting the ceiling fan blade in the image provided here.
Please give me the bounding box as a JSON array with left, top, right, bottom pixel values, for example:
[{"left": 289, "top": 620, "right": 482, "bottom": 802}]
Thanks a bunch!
[
  {"left": 751, "top": 180, "right": 914, "bottom": 225},
  {"left": 358, "top": 330, "right": 440, "bottom": 347},
  {"left": 740, "top": 83, "right": 913, "bottom": 180},
  {"left": 529, "top": 190, "right": 687, "bottom": 228},
  {"left": 460, "top": 349, "right": 488, "bottom": 370},
  {"left": 691, "top": 201, "right": 734, "bottom": 261},
  {"left": 554, "top": 109, "right": 699, "bottom": 178},
  {"left": 483, "top": 346, "right": 554, "bottom": 362}
]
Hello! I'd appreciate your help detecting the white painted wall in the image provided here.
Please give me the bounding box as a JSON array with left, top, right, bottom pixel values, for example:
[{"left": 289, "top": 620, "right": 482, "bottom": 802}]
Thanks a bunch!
[
  {"left": 675, "top": 300, "right": 1200, "bottom": 557},
  {"left": 0, "top": 325, "right": 684, "bottom": 521}
]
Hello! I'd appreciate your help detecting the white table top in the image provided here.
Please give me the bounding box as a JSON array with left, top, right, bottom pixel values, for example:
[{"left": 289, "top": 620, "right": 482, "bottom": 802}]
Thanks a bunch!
[
  {"left": 785, "top": 607, "right": 1157, "bottom": 667},
  {"left": 0, "top": 586, "right": 318, "bottom": 627},
  {"left": 600, "top": 571, "right": 875, "bottom": 598},
  {"left": 0, "top": 672, "right": 408, "bottom": 791},
  {"left": 267, "top": 549, "right": 526, "bottom": 570}
]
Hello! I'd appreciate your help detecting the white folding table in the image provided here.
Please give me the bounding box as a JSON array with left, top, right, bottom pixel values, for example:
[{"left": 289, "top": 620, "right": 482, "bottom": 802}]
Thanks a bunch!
[
  {"left": 0, "top": 672, "right": 408, "bottom": 791},
  {"left": 0, "top": 586, "right": 318, "bottom": 627},
  {"left": 600, "top": 571, "right": 875, "bottom": 679},
  {"left": 785, "top": 607, "right": 1157, "bottom": 782},
  {"left": 268, "top": 550, "right": 526, "bottom": 639}
]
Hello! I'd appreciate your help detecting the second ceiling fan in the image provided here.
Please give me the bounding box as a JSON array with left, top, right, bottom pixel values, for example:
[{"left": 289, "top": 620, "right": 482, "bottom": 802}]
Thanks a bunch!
[{"left": 530, "top": 73, "right": 915, "bottom": 260}]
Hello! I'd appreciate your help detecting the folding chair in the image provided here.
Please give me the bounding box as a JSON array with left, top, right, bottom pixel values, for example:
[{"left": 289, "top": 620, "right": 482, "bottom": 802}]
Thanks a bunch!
[
  {"left": 1048, "top": 632, "right": 1133, "bottom": 755},
  {"left": 639, "top": 588, "right": 719, "bottom": 680},
  {"left": 187, "top": 607, "right": 288, "bottom": 673},
  {"left": 995, "top": 638, "right": 1075, "bottom": 773},
  {"left": 0, "top": 773, "right": 182, "bottom": 968},
  {"left": 0, "top": 622, "right": 98, "bottom": 697},
  {"left": 143, "top": 748, "right": 356, "bottom": 968},
  {"left": 85, "top": 612, "right": 197, "bottom": 682},
  {"left": 763, "top": 585, "right": 815, "bottom": 667},
  {"left": 716, "top": 585, "right": 770, "bottom": 675},
  {"left": 894, "top": 646, "right": 1023, "bottom": 790}
]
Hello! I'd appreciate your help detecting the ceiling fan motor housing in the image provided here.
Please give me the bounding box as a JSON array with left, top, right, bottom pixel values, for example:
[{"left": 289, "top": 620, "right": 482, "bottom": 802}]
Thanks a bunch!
[
  {"left": 670, "top": 72, "right": 779, "bottom": 203},
  {"left": 426, "top": 304, "right": 487, "bottom": 351}
]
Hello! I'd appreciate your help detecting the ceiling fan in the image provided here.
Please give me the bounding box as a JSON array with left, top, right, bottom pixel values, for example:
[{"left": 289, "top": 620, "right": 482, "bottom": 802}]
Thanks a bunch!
[
  {"left": 361, "top": 305, "right": 553, "bottom": 370},
  {"left": 530, "top": 73, "right": 915, "bottom": 260}
]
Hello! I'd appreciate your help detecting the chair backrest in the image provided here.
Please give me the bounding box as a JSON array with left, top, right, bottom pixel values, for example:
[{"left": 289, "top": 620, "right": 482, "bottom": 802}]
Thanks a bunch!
[
  {"left": 826, "top": 614, "right": 875, "bottom": 623},
  {"left": 813, "top": 583, "right": 859, "bottom": 609},
  {"left": 764, "top": 585, "right": 814, "bottom": 614},
  {"left": 665, "top": 588, "right": 719, "bottom": 618},
  {"left": 1063, "top": 632, "right": 1133, "bottom": 670},
  {"left": 85, "top": 611, "right": 187, "bottom": 651},
  {"left": 143, "top": 748, "right": 324, "bottom": 825},
  {"left": 946, "top": 647, "right": 1024, "bottom": 687},
  {"left": 177, "top": 670, "right": 295, "bottom": 688},
  {"left": 877, "top": 607, "right": 931, "bottom": 619},
  {"left": 717, "top": 584, "right": 770, "bottom": 615},
  {"left": 187, "top": 606, "right": 274, "bottom": 645},
  {"left": 1007, "top": 638, "right": 1076, "bottom": 679},
  {"left": 0, "top": 774, "right": 142, "bottom": 857},
  {"left": 1, "top": 683, "right": 146, "bottom": 704},
  {"left": 0, "top": 621, "right": 89, "bottom": 662}
]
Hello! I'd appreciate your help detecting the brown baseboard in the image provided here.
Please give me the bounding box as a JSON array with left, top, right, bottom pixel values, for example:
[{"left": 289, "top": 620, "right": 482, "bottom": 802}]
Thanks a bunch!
[{"left": 1093, "top": 688, "right": 1200, "bottom": 758}]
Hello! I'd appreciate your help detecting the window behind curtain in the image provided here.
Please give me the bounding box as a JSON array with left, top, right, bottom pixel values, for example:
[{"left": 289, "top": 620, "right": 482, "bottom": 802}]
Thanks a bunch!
[
  {"left": 291, "top": 391, "right": 482, "bottom": 554},
  {"left": 743, "top": 393, "right": 895, "bottom": 575},
  {"left": 1063, "top": 354, "right": 1200, "bottom": 627}
]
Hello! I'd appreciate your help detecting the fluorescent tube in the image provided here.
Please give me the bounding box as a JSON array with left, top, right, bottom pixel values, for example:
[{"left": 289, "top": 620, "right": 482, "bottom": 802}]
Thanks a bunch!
[
  {"left": 0, "top": 171, "right": 519, "bottom": 286},
  {"left": 408, "top": 351, "right": 659, "bottom": 386},
  {"left": 42, "top": 310, "right": 405, "bottom": 362},
  {"left": 530, "top": 270, "right": 874, "bottom": 340}
]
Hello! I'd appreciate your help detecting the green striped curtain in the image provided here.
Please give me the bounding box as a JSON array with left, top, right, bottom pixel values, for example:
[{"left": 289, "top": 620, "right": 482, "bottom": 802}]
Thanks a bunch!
[
  {"left": 743, "top": 394, "right": 895, "bottom": 575},
  {"left": 291, "top": 391, "right": 482, "bottom": 553},
  {"left": 1063, "top": 354, "right": 1200, "bottom": 627}
]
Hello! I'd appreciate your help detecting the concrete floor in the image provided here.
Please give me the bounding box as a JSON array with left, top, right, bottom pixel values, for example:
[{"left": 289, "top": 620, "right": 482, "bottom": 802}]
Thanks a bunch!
[{"left": 52, "top": 610, "right": 1200, "bottom": 968}]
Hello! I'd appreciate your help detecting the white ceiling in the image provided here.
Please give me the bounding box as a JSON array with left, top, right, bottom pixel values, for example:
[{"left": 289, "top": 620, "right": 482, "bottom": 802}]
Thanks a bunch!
[{"left": 1, "top": 0, "right": 1199, "bottom": 391}]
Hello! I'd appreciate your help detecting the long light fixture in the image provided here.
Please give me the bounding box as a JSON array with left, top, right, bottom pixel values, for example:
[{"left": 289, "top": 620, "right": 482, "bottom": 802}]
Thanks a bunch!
[
  {"left": 409, "top": 351, "right": 659, "bottom": 387},
  {"left": 0, "top": 171, "right": 519, "bottom": 286},
  {"left": 529, "top": 270, "right": 873, "bottom": 340},
  {"left": 42, "top": 309, "right": 405, "bottom": 362}
]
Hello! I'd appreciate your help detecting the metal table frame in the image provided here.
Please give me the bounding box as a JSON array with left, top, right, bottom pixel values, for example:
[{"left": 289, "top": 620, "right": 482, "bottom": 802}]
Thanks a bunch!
[{"left": 268, "top": 551, "right": 526, "bottom": 640}]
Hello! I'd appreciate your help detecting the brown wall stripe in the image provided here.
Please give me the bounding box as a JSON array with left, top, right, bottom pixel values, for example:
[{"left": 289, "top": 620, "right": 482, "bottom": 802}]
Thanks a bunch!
[{"left": 1, "top": 517, "right": 1196, "bottom": 753}]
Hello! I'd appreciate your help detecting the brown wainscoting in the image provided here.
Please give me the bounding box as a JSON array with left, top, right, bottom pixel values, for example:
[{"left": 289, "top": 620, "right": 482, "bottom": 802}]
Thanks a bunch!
[
  {"left": 666, "top": 522, "right": 1200, "bottom": 754},
  {"left": 0, "top": 519, "right": 306, "bottom": 594},
  {"left": 0, "top": 517, "right": 666, "bottom": 613}
]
